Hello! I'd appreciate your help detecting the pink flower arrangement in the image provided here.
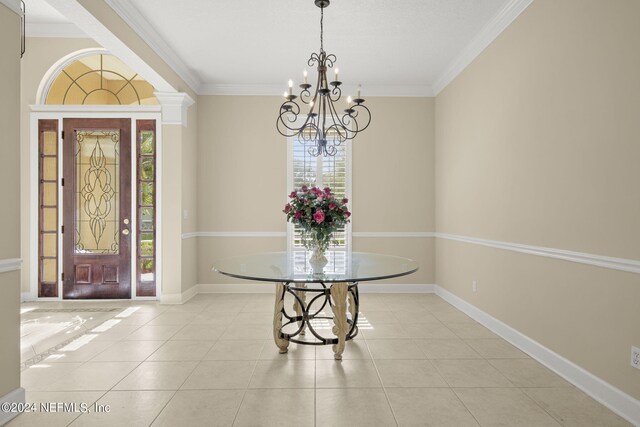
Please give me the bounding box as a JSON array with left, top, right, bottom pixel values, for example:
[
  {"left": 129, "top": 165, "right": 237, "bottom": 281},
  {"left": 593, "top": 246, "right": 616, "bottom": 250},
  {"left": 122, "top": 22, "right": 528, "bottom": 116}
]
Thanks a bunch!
[{"left": 283, "top": 186, "right": 351, "bottom": 251}]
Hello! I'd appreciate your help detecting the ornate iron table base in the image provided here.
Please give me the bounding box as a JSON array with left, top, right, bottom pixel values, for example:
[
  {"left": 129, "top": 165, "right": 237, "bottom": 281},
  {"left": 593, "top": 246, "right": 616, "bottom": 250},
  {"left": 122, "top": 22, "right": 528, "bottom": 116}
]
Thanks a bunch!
[{"left": 273, "top": 281, "right": 359, "bottom": 360}]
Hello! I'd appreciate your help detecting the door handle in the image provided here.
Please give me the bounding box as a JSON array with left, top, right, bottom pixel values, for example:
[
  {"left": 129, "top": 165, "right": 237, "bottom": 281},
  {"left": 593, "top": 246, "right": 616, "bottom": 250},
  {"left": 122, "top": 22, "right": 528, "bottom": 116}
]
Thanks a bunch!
[{"left": 122, "top": 229, "right": 130, "bottom": 236}]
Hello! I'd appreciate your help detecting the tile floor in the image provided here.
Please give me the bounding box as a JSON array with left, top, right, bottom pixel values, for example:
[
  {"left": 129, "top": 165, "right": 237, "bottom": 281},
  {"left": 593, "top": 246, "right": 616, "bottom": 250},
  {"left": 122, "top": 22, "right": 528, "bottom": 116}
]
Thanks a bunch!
[{"left": 10, "top": 293, "right": 631, "bottom": 426}]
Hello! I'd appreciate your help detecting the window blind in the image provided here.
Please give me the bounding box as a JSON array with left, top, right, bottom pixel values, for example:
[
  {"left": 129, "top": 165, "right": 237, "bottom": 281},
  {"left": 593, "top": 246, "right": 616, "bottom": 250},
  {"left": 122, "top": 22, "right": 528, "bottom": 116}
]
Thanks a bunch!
[{"left": 290, "top": 136, "right": 350, "bottom": 253}]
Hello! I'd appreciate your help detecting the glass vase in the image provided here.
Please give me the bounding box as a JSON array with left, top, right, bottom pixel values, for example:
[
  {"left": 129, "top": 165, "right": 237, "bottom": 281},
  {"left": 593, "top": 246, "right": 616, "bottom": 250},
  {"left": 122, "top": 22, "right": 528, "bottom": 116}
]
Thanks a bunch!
[{"left": 309, "top": 241, "right": 328, "bottom": 272}]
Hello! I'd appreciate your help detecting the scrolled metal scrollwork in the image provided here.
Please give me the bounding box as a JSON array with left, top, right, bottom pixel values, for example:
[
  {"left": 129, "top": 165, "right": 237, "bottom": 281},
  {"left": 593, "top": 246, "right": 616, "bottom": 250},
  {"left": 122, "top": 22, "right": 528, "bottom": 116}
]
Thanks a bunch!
[{"left": 274, "top": 281, "right": 359, "bottom": 347}]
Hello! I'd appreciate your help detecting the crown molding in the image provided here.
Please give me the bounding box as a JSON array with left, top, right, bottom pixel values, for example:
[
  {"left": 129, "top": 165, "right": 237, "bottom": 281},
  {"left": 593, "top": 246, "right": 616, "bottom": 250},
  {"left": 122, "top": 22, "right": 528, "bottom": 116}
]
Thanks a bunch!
[
  {"left": 0, "top": 0, "right": 22, "bottom": 16},
  {"left": 432, "top": 0, "right": 534, "bottom": 95},
  {"left": 435, "top": 232, "right": 640, "bottom": 275},
  {"left": 200, "top": 83, "right": 434, "bottom": 97},
  {"left": 154, "top": 91, "right": 195, "bottom": 127},
  {"left": 46, "top": 0, "right": 531, "bottom": 98},
  {"left": 105, "top": 0, "right": 202, "bottom": 94},
  {"left": 26, "top": 22, "right": 87, "bottom": 38}
]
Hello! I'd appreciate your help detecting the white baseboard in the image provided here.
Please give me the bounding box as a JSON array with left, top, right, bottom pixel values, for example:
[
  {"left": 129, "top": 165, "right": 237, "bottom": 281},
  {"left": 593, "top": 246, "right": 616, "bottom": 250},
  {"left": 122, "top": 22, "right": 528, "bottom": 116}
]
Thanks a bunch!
[
  {"left": 20, "top": 292, "right": 35, "bottom": 302},
  {"left": 198, "top": 283, "right": 274, "bottom": 293},
  {"left": 435, "top": 286, "right": 640, "bottom": 426},
  {"left": 0, "top": 387, "right": 25, "bottom": 426},
  {"left": 197, "top": 283, "right": 435, "bottom": 294},
  {"left": 357, "top": 283, "right": 435, "bottom": 293},
  {"left": 160, "top": 285, "right": 199, "bottom": 304}
]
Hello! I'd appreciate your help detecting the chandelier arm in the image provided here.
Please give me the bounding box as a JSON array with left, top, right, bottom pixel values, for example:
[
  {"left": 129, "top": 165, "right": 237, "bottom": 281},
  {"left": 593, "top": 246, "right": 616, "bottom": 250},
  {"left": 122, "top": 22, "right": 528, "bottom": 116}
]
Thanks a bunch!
[
  {"left": 325, "top": 144, "right": 337, "bottom": 156},
  {"left": 326, "top": 102, "right": 349, "bottom": 142},
  {"left": 277, "top": 104, "right": 305, "bottom": 134},
  {"left": 329, "top": 84, "right": 342, "bottom": 103},
  {"left": 300, "top": 122, "right": 319, "bottom": 144},
  {"left": 308, "top": 53, "right": 321, "bottom": 68},
  {"left": 299, "top": 87, "right": 313, "bottom": 104},
  {"left": 350, "top": 103, "right": 372, "bottom": 132},
  {"left": 276, "top": 117, "right": 302, "bottom": 137},
  {"left": 340, "top": 110, "right": 359, "bottom": 136},
  {"left": 324, "top": 55, "right": 336, "bottom": 68}
]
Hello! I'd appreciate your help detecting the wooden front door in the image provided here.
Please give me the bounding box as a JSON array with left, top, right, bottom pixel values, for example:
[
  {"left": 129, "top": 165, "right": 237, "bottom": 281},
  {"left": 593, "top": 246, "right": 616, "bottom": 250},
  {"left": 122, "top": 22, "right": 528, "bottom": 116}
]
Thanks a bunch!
[{"left": 63, "top": 118, "right": 132, "bottom": 299}]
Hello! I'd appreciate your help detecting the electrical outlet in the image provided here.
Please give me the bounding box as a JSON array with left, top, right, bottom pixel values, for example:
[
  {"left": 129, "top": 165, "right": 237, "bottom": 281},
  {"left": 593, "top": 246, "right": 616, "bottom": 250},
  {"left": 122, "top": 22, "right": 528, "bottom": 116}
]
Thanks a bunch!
[
  {"left": 472, "top": 280, "right": 477, "bottom": 293},
  {"left": 632, "top": 346, "right": 640, "bottom": 370}
]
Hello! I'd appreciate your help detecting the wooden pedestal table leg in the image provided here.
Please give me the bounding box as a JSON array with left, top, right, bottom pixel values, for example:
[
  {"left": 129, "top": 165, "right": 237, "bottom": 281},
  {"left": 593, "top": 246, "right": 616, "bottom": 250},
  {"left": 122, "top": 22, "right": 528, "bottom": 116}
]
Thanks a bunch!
[
  {"left": 292, "top": 283, "right": 307, "bottom": 335},
  {"left": 330, "top": 282, "right": 349, "bottom": 360},
  {"left": 273, "top": 282, "right": 289, "bottom": 354}
]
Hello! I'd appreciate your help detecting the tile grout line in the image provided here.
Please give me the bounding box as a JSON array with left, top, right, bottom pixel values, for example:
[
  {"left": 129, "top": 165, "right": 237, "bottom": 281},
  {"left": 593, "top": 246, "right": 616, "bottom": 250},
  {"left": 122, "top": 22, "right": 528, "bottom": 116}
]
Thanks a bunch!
[
  {"left": 362, "top": 337, "right": 400, "bottom": 427},
  {"left": 449, "top": 387, "right": 485, "bottom": 426},
  {"left": 418, "top": 297, "right": 485, "bottom": 426},
  {"left": 147, "top": 352, "right": 207, "bottom": 426},
  {"left": 230, "top": 300, "right": 261, "bottom": 426},
  {"left": 518, "top": 388, "right": 567, "bottom": 426},
  {"left": 60, "top": 308, "right": 206, "bottom": 424},
  {"left": 427, "top": 336, "right": 486, "bottom": 427},
  {"left": 64, "top": 390, "right": 111, "bottom": 427},
  {"left": 128, "top": 306, "right": 229, "bottom": 424}
]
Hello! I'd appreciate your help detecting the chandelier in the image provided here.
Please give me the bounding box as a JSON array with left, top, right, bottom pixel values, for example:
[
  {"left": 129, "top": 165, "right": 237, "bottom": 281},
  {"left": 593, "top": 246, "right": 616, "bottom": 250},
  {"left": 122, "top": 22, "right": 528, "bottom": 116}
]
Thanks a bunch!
[{"left": 276, "top": 0, "right": 371, "bottom": 157}]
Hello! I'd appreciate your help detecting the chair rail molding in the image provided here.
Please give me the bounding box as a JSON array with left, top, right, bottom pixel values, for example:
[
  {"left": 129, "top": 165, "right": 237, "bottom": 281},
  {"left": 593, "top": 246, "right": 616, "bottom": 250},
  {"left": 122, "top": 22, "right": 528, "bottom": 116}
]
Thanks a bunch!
[
  {"left": 435, "top": 232, "right": 640, "bottom": 274},
  {"left": 353, "top": 231, "right": 435, "bottom": 238},
  {"left": 0, "top": 258, "right": 22, "bottom": 273},
  {"left": 182, "top": 231, "right": 436, "bottom": 239},
  {"left": 182, "top": 231, "right": 287, "bottom": 239}
]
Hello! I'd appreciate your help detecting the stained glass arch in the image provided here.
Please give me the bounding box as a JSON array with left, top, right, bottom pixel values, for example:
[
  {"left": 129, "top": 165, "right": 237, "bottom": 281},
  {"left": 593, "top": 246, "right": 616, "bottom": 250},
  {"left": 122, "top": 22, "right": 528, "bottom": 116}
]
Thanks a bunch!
[{"left": 42, "top": 50, "right": 158, "bottom": 105}]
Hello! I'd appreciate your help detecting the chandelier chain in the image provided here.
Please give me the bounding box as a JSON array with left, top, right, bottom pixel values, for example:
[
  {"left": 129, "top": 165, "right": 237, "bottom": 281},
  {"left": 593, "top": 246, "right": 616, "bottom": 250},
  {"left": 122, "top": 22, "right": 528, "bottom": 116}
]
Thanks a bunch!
[{"left": 320, "top": 6, "right": 324, "bottom": 52}]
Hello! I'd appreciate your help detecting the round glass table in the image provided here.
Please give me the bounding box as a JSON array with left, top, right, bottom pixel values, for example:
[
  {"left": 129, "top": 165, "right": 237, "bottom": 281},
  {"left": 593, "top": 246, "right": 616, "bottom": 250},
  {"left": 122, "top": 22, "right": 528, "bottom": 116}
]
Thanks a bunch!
[{"left": 213, "top": 251, "right": 418, "bottom": 359}]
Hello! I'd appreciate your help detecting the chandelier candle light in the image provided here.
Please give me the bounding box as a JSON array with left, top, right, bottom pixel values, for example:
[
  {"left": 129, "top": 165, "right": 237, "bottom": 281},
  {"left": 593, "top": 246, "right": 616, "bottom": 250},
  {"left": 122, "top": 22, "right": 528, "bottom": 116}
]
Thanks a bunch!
[{"left": 276, "top": 0, "right": 371, "bottom": 157}]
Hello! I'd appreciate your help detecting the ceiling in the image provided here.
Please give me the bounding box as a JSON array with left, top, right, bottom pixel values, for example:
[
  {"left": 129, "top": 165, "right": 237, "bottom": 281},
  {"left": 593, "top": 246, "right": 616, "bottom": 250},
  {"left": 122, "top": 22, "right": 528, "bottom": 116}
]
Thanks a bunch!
[{"left": 26, "top": 0, "right": 526, "bottom": 96}]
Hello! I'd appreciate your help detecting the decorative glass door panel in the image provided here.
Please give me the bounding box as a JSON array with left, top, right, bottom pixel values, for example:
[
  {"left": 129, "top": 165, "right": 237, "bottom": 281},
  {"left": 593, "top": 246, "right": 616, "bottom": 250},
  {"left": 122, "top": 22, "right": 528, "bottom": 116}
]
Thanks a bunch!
[
  {"left": 75, "top": 130, "right": 120, "bottom": 254},
  {"left": 63, "top": 119, "right": 131, "bottom": 299}
]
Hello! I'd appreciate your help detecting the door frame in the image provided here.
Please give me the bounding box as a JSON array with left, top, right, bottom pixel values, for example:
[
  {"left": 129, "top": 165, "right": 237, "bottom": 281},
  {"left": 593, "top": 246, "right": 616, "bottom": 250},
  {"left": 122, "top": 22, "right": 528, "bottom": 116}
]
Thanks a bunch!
[{"left": 29, "top": 105, "right": 163, "bottom": 300}]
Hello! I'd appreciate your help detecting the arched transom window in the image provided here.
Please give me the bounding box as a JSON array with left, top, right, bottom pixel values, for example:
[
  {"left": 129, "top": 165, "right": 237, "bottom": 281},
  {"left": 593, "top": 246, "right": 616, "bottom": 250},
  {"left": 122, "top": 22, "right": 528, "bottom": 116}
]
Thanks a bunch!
[{"left": 45, "top": 53, "right": 157, "bottom": 105}]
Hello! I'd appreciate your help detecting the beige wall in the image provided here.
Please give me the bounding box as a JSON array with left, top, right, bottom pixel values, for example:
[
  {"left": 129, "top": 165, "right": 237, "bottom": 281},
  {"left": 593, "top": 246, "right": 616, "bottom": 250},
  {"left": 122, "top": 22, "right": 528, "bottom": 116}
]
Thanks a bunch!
[
  {"left": 160, "top": 123, "right": 183, "bottom": 299},
  {"left": 0, "top": 3, "right": 22, "bottom": 399},
  {"left": 435, "top": 0, "right": 640, "bottom": 400},
  {"left": 181, "top": 103, "right": 198, "bottom": 292},
  {"left": 196, "top": 96, "right": 435, "bottom": 285}
]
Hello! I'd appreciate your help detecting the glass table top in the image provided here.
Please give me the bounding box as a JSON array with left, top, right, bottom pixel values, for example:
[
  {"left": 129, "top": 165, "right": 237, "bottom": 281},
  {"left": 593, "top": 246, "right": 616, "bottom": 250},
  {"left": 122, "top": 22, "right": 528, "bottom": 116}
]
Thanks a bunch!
[{"left": 212, "top": 251, "right": 419, "bottom": 283}]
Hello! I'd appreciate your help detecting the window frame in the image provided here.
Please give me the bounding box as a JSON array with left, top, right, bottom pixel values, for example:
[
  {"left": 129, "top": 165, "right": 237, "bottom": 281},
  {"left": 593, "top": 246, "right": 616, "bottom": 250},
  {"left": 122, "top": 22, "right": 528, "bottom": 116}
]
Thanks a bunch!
[{"left": 286, "top": 132, "right": 353, "bottom": 252}]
